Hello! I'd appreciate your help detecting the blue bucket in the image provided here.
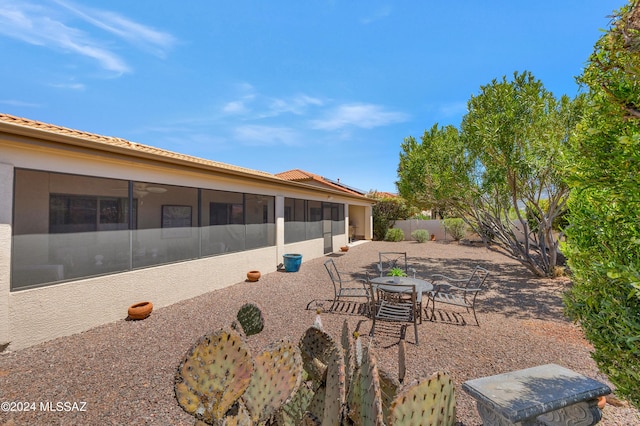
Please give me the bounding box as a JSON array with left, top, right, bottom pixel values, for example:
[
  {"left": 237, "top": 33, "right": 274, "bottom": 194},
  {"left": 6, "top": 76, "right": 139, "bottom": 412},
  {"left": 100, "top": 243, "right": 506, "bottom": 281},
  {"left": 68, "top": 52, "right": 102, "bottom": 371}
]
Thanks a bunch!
[{"left": 283, "top": 254, "right": 302, "bottom": 272}]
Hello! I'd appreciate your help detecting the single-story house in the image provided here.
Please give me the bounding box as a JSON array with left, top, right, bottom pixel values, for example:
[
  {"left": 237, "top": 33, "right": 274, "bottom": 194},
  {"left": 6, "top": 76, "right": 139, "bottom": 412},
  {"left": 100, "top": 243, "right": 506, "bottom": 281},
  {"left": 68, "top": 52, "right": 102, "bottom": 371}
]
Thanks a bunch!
[{"left": 0, "top": 113, "right": 374, "bottom": 351}]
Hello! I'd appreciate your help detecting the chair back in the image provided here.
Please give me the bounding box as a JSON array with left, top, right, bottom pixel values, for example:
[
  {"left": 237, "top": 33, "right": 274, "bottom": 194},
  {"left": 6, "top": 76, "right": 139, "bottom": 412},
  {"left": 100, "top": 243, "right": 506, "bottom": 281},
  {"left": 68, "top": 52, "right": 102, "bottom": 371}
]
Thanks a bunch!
[
  {"left": 465, "top": 266, "right": 490, "bottom": 290},
  {"left": 324, "top": 259, "right": 343, "bottom": 290},
  {"left": 377, "top": 252, "right": 409, "bottom": 277},
  {"left": 370, "top": 282, "right": 417, "bottom": 322}
]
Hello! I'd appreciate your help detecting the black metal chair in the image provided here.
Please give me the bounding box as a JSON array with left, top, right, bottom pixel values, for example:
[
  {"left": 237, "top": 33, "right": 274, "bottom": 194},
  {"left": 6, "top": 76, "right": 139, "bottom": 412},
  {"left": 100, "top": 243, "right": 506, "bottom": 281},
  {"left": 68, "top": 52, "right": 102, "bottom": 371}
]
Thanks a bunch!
[{"left": 426, "top": 265, "right": 489, "bottom": 326}]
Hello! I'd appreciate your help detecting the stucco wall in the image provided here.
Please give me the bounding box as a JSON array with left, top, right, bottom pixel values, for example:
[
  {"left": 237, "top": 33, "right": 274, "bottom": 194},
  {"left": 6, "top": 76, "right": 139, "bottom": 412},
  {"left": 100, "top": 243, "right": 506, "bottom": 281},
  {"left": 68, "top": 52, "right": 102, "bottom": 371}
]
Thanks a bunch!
[
  {"left": 0, "top": 163, "right": 12, "bottom": 349},
  {"left": 7, "top": 246, "right": 277, "bottom": 350}
]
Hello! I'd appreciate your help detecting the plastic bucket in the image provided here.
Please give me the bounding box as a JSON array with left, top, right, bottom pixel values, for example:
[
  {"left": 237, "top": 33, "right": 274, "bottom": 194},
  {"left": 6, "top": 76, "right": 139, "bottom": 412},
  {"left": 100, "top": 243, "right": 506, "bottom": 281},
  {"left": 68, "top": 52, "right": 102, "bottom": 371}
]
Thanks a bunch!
[{"left": 283, "top": 254, "right": 302, "bottom": 272}]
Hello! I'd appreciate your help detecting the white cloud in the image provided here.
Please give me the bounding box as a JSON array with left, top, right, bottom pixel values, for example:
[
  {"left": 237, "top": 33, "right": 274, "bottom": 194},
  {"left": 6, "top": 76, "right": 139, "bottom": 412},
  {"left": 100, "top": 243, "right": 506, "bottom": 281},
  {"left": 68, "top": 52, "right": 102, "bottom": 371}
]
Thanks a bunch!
[
  {"left": 53, "top": 0, "right": 176, "bottom": 58},
  {"left": 0, "top": 0, "right": 175, "bottom": 74},
  {"left": 0, "top": 99, "right": 40, "bottom": 107},
  {"left": 311, "top": 103, "right": 408, "bottom": 130},
  {"left": 50, "top": 82, "right": 85, "bottom": 90},
  {"left": 268, "top": 94, "right": 324, "bottom": 116},
  {"left": 222, "top": 100, "right": 250, "bottom": 115},
  {"left": 361, "top": 5, "right": 392, "bottom": 24},
  {"left": 221, "top": 88, "right": 323, "bottom": 119},
  {"left": 233, "top": 125, "right": 299, "bottom": 146}
]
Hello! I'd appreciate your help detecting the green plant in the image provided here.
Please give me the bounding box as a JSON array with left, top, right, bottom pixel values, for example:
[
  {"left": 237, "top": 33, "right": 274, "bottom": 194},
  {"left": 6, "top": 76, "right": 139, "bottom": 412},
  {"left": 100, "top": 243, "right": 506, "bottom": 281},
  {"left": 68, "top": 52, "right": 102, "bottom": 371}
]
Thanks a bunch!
[
  {"left": 442, "top": 218, "right": 467, "bottom": 241},
  {"left": 371, "top": 197, "right": 410, "bottom": 241},
  {"left": 387, "top": 267, "right": 407, "bottom": 277},
  {"left": 563, "top": 1, "right": 640, "bottom": 408},
  {"left": 384, "top": 228, "right": 404, "bottom": 242},
  {"left": 411, "top": 229, "right": 430, "bottom": 243}
]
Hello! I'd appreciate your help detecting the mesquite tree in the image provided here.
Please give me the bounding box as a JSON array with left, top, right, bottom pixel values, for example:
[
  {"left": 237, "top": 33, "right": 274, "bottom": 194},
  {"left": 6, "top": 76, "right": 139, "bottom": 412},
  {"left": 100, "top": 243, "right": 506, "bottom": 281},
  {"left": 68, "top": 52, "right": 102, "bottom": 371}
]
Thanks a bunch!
[{"left": 398, "top": 71, "right": 584, "bottom": 277}]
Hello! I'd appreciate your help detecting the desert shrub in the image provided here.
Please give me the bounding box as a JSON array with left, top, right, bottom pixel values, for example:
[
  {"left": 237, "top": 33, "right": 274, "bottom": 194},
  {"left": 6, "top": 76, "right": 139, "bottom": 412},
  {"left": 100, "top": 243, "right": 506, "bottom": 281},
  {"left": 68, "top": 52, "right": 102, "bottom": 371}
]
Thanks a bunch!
[
  {"left": 442, "top": 218, "right": 466, "bottom": 241},
  {"left": 384, "top": 228, "right": 405, "bottom": 242},
  {"left": 411, "top": 229, "right": 430, "bottom": 243}
]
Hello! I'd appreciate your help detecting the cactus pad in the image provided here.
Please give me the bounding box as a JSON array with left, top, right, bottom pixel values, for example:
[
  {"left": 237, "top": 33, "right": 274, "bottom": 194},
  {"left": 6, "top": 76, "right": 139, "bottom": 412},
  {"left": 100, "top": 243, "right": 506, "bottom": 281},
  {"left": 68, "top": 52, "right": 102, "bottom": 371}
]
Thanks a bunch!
[
  {"left": 322, "top": 344, "right": 346, "bottom": 426},
  {"left": 347, "top": 345, "right": 384, "bottom": 425},
  {"left": 299, "top": 326, "right": 338, "bottom": 382},
  {"left": 236, "top": 303, "right": 264, "bottom": 336},
  {"left": 275, "top": 381, "right": 315, "bottom": 426},
  {"left": 174, "top": 328, "right": 254, "bottom": 424},
  {"left": 388, "top": 371, "right": 456, "bottom": 426},
  {"left": 378, "top": 367, "right": 401, "bottom": 421},
  {"left": 242, "top": 339, "right": 303, "bottom": 423},
  {"left": 340, "top": 320, "right": 355, "bottom": 393}
]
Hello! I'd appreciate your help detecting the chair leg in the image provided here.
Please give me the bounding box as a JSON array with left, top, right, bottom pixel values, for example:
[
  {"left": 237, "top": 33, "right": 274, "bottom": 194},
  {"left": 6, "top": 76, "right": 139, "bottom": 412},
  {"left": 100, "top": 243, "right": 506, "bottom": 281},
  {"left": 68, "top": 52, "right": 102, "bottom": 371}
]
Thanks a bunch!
[{"left": 472, "top": 308, "right": 479, "bottom": 326}]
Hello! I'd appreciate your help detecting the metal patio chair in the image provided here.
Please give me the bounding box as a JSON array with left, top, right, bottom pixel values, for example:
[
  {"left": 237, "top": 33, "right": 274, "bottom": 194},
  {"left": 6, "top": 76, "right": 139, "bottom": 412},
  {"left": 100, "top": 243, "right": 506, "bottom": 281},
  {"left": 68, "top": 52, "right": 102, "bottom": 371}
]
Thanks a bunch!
[
  {"left": 323, "top": 259, "right": 370, "bottom": 314},
  {"left": 426, "top": 265, "right": 489, "bottom": 326},
  {"left": 367, "top": 280, "right": 419, "bottom": 345},
  {"left": 377, "top": 251, "right": 416, "bottom": 278}
]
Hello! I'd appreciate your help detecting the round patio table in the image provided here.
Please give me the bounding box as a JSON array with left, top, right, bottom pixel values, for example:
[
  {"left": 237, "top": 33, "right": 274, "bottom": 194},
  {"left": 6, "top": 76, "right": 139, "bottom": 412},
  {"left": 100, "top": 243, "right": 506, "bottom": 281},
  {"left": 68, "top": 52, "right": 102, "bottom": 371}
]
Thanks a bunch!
[{"left": 370, "top": 276, "right": 433, "bottom": 295}]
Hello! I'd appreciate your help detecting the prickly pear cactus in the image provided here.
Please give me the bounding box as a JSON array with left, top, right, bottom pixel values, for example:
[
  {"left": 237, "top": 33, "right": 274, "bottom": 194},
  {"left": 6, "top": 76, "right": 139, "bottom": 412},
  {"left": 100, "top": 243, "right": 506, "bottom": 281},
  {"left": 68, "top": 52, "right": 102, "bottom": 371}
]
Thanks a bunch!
[
  {"left": 341, "top": 320, "right": 355, "bottom": 393},
  {"left": 175, "top": 328, "right": 254, "bottom": 424},
  {"left": 218, "top": 401, "right": 252, "bottom": 426},
  {"left": 275, "top": 381, "right": 315, "bottom": 426},
  {"left": 235, "top": 302, "right": 264, "bottom": 336},
  {"left": 242, "top": 339, "right": 303, "bottom": 423},
  {"left": 388, "top": 371, "right": 456, "bottom": 426},
  {"left": 299, "top": 326, "right": 338, "bottom": 382},
  {"left": 306, "top": 382, "right": 327, "bottom": 420},
  {"left": 301, "top": 411, "right": 322, "bottom": 425},
  {"left": 347, "top": 345, "right": 385, "bottom": 425},
  {"left": 322, "top": 343, "right": 346, "bottom": 426},
  {"left": 378, "top": 367, "right": 401, "bottom": 422}
]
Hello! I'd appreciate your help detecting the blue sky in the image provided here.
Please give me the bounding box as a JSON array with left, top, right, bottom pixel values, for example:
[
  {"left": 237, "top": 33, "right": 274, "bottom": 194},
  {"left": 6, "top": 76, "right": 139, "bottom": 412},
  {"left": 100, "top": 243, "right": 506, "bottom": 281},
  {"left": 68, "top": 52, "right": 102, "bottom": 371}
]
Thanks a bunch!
[{"left": 0, "top": 1, "right": 619, "bottom": 193}]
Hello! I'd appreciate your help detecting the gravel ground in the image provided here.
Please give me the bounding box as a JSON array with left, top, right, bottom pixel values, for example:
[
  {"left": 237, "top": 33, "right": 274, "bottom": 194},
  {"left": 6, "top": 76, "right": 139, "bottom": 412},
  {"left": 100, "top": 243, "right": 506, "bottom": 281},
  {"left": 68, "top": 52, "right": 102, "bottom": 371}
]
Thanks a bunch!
[{"left": 1, "top": 240, "right": 638, "bottom": 425}]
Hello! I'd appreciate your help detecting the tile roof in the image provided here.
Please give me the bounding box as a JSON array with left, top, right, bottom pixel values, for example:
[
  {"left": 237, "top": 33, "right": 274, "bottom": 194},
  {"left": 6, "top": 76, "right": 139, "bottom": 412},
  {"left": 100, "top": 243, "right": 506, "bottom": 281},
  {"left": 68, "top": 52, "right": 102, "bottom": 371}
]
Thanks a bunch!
[
  {"left": 0, "top": 113, "right": 278, "bottom": 179},
  {"left": 276, "top": 169, "right": 365, "bottom": 196}
]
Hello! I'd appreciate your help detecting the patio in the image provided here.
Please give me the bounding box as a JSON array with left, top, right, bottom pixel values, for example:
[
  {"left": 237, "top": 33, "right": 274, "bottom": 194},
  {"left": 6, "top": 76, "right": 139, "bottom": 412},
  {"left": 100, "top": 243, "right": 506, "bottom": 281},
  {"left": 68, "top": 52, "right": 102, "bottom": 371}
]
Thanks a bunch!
[{"left": 0, "top": 240, "right": 637, "bottom": 425}]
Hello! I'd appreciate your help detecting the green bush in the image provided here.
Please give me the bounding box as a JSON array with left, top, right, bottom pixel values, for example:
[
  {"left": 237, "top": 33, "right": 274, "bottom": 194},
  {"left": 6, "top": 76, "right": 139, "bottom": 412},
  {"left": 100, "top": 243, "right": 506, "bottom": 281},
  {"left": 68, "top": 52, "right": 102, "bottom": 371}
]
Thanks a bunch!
[
  {"left": 411, "top": 229, "right": 430, "bottom": 243},
  {"left": 563, "top": 2, "right": 640, "bottom": 407},
  {"left": 442, "top": 218, "right": 466, "bottom": 241},
  {"left": 384, "top": 228, "right": 405, "bottom": 242},
  {"left": 372, "top": 198, "right": 411, "bottom": 241}
]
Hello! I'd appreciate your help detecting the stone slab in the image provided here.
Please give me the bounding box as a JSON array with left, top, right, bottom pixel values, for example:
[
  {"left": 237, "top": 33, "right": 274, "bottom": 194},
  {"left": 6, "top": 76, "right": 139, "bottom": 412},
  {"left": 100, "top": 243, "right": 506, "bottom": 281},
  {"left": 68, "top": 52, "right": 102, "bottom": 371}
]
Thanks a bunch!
[{"left": 462, "top": 364, "right": 611, "bottom": 423}]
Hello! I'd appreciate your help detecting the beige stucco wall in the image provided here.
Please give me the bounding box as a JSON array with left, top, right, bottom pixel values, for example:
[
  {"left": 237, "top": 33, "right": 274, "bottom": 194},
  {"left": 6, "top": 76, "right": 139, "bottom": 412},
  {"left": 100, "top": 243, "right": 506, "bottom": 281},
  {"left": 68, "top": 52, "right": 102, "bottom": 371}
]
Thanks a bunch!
[
  {"left": 0, "top": 163, "right": 11, "bottom": 348},
  {"left": 7, "top": 246, "right": 277, "bottom": 350}
]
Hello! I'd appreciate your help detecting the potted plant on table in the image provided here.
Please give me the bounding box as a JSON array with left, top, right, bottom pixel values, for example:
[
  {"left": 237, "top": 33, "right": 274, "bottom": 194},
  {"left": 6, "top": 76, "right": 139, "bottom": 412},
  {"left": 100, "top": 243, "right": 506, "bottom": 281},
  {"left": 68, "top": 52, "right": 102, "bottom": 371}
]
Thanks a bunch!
[{"left": 387, "top": 267, "right": 407, "bottom": 284}]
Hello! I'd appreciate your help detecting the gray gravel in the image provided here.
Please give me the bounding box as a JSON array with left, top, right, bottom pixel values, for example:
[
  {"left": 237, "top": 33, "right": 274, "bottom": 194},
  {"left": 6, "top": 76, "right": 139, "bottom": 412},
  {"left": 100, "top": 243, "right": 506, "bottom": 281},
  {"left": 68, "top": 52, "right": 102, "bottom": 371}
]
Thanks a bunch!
[{"left": 1, "top": 240, "right": 638, "bottom": 425}]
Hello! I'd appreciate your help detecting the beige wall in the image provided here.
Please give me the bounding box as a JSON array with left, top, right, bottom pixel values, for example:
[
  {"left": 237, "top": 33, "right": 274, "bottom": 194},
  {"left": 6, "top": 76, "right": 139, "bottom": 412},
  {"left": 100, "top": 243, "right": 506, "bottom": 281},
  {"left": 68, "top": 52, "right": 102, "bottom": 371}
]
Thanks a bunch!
[
  {"left": 0, "top": 163, "right": 12, "bottom": 348},
  {"left": 8, "top": 246, "right": 277, "bottom": 350}
]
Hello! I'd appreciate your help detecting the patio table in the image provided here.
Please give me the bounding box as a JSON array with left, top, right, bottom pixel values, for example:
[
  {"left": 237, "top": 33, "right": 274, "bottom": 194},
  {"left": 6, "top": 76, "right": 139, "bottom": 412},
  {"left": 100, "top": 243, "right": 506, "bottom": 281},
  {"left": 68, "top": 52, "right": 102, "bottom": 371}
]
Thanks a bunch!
[{"left": 370, "top": 276, "right": 433, "bottom": 294}]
